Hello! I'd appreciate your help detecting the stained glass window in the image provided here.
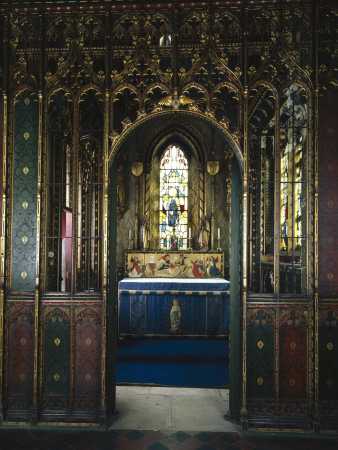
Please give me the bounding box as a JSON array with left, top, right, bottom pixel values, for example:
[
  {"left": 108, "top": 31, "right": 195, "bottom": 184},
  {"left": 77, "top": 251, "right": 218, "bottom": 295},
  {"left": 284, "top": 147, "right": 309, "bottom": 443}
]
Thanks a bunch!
[
  {"left": 159, "top": 145, "right": 188, "bottom": 250},
  {"left": 279, "top": 84, "right": 307, "bottom": 293}
]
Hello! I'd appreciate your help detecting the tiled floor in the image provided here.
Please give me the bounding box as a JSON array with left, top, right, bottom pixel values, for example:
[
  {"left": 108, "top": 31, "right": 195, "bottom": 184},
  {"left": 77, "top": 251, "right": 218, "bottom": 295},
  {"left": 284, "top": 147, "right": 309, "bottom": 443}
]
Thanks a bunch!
[
  {"left": 1, "top": 427, "right": 338, "bottom": 449},
  {"left": 0, "top": 387, "right": 337, "bottom": 449}
]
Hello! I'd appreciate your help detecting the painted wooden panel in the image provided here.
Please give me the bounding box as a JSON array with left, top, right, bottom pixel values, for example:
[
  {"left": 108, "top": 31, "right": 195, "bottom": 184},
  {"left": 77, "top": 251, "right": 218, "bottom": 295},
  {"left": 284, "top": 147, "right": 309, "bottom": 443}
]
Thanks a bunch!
[
  {"left": 42, "top": 308, "right": 70, "bottom": 411},
  {"left": 279, "top": 310, "right": 308, "bottom": 400},
  {"left": 318, "top": 87, "right": 338, "bottom": 297},
  {"left": 11, "top": 90, "right": 38, "bottom": 291},
  {"left": 73, "top": 308, "right": 102, "bottom": 411},
  {"left": 319, "top": 308, "right": 338, "bottom": 401},
  {"left": 7, "top": 305, "right": 34, "bottom": 411},
  {"left": 247, "top": 309, "right": 275, "bottom": 400},
  {"left": 125, "top": 251, "right": 223, "bottom": 278}
]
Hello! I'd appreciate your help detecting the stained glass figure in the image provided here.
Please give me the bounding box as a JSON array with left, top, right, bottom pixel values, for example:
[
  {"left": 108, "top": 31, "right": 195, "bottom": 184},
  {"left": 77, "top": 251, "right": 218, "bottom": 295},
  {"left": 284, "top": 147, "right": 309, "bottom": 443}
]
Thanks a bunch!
[
  {"left": 159, "top": 145, "right": 188, "bottom": 250},
  {"left": 280, "top": 84, "right": 307, "bottom": 254}
]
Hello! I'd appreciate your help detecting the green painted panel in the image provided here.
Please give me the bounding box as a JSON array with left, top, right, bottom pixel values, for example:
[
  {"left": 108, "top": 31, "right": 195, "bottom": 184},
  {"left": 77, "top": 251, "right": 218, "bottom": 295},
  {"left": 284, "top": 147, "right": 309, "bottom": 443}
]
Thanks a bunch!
[
  {"left": 44, "top": 309, "right": 70, "bottom": 396},
  {"left": 247, "top": 310, "right": 274, "bottom": 399},
  {"left": 12, "top": 90, "right": 39, "bottom": 291}
]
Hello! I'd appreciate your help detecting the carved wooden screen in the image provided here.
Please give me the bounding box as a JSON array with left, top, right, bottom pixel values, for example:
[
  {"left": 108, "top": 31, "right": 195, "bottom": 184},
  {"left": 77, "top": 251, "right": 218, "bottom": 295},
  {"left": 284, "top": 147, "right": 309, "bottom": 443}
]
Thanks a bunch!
[
  {"left": 46, "top": 91, "right": 74, "bottom": 292},
  {"left": 77, "top": 90, "right": 103, "bottom": 292},
  {"left": 248, "top": 87, "right": 276, "bottom": 293}
]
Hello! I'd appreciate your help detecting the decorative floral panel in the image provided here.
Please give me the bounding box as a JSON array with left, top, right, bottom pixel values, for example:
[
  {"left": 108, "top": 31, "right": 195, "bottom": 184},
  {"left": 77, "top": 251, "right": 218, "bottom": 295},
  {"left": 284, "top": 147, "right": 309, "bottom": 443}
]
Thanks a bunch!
[
  {"left": 279, "top": 310, "right": 308, "bottom": 400},
  {"left": 247, "top": 309, "right": 275, "bottom": 400},
  {"left": 11, "top": 90, "right": 39, "bottom": 291},
  {"left": 7, "top": 306, "right": 34, "bottom": 410},
  {"left": 319, "top": 309, "right": 338, "bottom": 400},
  {"left": 74, "top": 307, "right": 102, "bottom": 410},
  {"left": 43, "top": 308, "right": 70, "bottom": 402}
]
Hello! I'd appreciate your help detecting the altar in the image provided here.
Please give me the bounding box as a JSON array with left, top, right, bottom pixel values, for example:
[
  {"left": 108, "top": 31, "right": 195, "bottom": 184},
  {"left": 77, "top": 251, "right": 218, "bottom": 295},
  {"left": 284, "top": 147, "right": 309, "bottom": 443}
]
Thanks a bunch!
[{"left": 118, "top": 278, "right": 230, "bottom": 337}]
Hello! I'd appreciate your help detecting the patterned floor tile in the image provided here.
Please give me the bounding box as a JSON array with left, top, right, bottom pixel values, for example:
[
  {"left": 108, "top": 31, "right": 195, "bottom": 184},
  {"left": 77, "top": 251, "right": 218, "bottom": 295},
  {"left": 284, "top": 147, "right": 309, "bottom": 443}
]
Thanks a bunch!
[
  {"left": 147, "top": 443, "right": 169, "bottom": 450},
  {"left": 170, "top": 431, "right": 191, "bottom": 442},
  {"left": 196, "top": 444, "right": 218, "bottom": 450},
  {"left": 233, "top": 439, "right": 257, "bottom": 450},
  {"left": 220, "top": 433, "right": 241, "bottom": 444},
  {"left": 1, "top": 428, "right": 338, "bottom": 450},
  {"left": 126, "top": 430, "right": 146, "bottom": 441},
  {"left": 194, "top": 432, "right": 215, "bottom": 443}
]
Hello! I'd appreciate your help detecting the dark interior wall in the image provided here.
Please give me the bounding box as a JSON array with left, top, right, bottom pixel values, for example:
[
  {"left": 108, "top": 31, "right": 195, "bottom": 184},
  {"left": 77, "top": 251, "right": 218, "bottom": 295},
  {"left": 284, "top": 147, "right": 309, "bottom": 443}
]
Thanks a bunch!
[
  {"left": 116, "top": 151, "right": 137, "bottom": 267},
  {"left": 318, "top": 86, "right": 338, "bottom": 298}
]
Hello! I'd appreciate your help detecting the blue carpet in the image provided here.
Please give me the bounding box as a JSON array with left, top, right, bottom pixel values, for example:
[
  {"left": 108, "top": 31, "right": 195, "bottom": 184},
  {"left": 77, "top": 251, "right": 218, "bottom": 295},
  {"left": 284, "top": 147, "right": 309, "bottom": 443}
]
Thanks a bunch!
[{"left": 116, "top": 338, "right": 229, "bottom": 388}]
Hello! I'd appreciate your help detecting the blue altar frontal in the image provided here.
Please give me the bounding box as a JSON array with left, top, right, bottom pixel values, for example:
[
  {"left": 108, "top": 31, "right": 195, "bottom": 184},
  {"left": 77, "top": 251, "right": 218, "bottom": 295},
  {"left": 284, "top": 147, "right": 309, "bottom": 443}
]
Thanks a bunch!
[{"left": 118, "top": 278, "right": 230, "bottom": 337}]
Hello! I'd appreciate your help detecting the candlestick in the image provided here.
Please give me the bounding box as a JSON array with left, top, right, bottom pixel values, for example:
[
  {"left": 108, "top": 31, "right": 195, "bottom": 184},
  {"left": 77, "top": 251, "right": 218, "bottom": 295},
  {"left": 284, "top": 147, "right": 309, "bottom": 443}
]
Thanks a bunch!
[
  {"left": 217, "top": 236, "right": 221, "bottom": 251},
  {"left": 189, "top": 227, "right": 191, "bottom": 239},
  {"left": 217, "top": 227, "right": 220, "bottom": 239},
  {"left": 187, "top": 237, "right": 192, "bottom": 251}
]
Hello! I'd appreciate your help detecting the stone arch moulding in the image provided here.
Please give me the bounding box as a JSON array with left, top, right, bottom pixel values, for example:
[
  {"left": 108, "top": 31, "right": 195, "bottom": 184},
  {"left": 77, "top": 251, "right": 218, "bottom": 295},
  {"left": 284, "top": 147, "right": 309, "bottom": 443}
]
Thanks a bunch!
[
  {"left": 108, "top": 109, "right": 244, "bottom": 174},
  {"left": 142, "top": 121, "right": 208, "bottom": 172}
]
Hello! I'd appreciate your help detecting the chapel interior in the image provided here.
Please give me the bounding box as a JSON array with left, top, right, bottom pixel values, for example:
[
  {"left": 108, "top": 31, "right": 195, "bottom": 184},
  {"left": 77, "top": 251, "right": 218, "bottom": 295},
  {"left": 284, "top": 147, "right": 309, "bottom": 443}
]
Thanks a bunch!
[{"left": 0, "top": 0, "right": 337, "bottom": 437}]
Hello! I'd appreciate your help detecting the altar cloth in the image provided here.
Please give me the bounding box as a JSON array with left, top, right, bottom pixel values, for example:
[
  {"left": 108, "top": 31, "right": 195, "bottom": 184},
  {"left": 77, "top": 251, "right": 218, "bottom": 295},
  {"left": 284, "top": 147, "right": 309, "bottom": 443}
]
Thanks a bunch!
[{"left": 118, "top": 278, "right": 230, "bottom": 337}]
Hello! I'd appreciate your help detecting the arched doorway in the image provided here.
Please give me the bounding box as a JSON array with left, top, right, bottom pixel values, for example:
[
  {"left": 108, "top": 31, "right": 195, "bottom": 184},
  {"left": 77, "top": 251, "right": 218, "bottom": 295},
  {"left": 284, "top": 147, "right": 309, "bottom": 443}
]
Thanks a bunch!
[{"left": 107, "top": 111, "right": 243, "bottom": 425}]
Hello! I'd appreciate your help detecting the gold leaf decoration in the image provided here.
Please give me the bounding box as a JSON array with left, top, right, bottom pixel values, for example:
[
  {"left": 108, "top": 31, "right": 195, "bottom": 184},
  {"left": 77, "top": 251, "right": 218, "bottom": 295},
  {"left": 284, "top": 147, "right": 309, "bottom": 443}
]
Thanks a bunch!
[
  {"left": 54, "top": 373, "right": 60, "bottom": 382},
  {"left": 24, "top": 97, "right": 30, "bottom": 105},
  {"left": 21, "top": 236, "right": 28, "bottom": 245},
  {"left": 207, "top": 161, "right": 219, "bottom": 176},
  {"left": 21, "top": 271, "right": 27, "bottom": 279},
  {"left": 22, "top": 201, "right": 28, "bottom": 210},
  {"left": 54, "top": 338, "right": 61, "bottom": 347},
  {"left": 327, "top": 342, "right": 333, "bottom": 351},
  {"left": 23, "top": 167, "right": 29, "bottom": 175},
  {"left": 257, "top": 341, "right": 264, "bottom": 349},
  {"left": 131, "top": 162, "right": 143, "bottom": 177},
  {"left": 257, "top": 377, "right": 263, "bottom": 386},
  {"left": 289, "top": 341, "right": 297, "bottom": 351},
  {"left": 23, "top": 132, "right": 30, "bottom": 140},
  {"left": 289, "top": 378, "right": 296, "bottom": 387}
]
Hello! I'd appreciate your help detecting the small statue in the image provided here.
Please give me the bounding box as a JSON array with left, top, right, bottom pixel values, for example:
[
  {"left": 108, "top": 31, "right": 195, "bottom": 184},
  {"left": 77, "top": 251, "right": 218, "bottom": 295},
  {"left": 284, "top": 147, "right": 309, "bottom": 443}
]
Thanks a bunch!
[
  {"left": 198, "top": 215, "right": 210, "bottom": 250},
  {"left": 170, "top": 299, "right": 181, "bottom": 334}
]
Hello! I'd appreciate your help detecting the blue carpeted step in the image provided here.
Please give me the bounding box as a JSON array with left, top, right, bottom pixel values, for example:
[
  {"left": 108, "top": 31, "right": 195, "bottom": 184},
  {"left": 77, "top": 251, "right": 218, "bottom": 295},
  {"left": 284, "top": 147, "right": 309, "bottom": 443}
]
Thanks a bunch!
[{"left": 116, "top": 338, "right": 229, "bottom": 387}]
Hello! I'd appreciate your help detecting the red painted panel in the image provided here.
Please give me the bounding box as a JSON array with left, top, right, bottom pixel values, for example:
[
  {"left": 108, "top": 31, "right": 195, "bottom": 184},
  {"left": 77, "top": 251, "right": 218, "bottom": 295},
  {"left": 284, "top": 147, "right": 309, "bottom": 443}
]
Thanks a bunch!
[
  {"left": 319, "top": 86, "right": 338, "bottom": 297},
  {"left": 9, "top": 308, "right": 34, "bottom": 395},
  {"left": 74, "top": 309, "right": 101, "bottom": 398},
  {"left": 279, "top": 310, "right": 308, "bottom": 399}
]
